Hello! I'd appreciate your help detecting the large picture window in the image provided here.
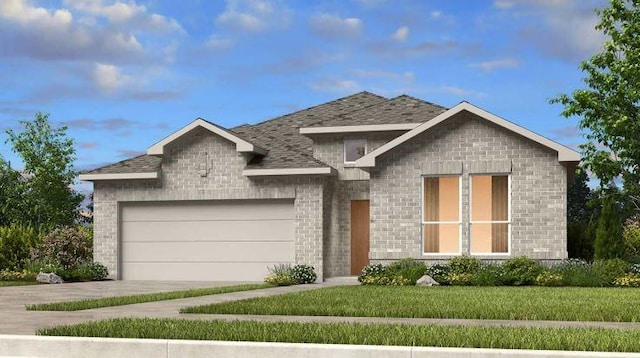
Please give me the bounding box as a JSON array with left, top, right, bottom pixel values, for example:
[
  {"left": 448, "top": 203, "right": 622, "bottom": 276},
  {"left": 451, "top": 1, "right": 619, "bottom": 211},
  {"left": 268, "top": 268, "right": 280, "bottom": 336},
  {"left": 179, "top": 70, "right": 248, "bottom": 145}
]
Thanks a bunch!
[
  {"left": 470, "top": 175, "right": 510, "bottom": 254},
  {"left": 422, "top": 176, "right": 461, "bottom": 254}
]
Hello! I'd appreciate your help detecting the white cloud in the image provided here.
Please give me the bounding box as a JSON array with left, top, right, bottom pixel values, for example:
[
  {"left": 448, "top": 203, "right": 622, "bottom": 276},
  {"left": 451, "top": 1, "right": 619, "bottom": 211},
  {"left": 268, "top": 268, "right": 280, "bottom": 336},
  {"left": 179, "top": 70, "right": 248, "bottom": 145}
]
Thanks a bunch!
[
  {"left": 93, "top": 63, "right": 130, "bottom": 93},
  {"left": 310, "top": 13, "right": 362, "bottom": 39},
  {"left": 352, "top": 69, "right": 415, "bottom": 83},
  {"left": 205, "top": 35, "right": 235, "bottom": 50},
  {"left": 216, "top": 0, "right": 290, "bottom": 32},
  {"left": 430, "top": 11, "right": 442, "bottom": 19},
  {"left": 438, "top": 86, "right": 487, "bottom": 99},
  {"left": 470, "top": 58, "right": 520, "bottom": 71},
  {"left": 392, "top": 26, "right": 409, "bottom": 42}
]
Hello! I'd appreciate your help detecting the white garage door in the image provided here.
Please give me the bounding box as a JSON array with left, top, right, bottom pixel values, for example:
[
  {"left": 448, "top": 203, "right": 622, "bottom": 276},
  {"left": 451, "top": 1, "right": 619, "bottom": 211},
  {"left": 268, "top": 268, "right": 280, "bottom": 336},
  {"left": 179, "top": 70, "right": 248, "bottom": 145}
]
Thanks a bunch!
[{"left": 120, "top": 199, "right": 295, "bottom": 281}]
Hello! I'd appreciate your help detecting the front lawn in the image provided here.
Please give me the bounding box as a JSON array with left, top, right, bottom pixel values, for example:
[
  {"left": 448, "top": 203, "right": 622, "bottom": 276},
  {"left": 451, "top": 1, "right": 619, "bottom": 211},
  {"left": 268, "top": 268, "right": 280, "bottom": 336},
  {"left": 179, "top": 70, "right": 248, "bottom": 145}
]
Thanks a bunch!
[
  {"left": 27, "top": 284, "right": 270, "bottom": 311},
  {"left": 182, "top": 285, "right": 640, "bottom": 322},
  {"left": 0, "top": 281, "right": 39, "bottom": 287},
  {"left": 38, "top": 317, "right": 640, "bottom": 352}
]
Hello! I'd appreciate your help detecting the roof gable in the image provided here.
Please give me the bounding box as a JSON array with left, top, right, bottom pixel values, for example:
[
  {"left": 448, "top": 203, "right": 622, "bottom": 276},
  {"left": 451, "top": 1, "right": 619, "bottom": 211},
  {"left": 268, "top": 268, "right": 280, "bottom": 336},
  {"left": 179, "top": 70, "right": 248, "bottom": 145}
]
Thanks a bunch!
[
  {"left": 355, "top": 101, "right": 580, "bottom": 167},
  {"left": 147, "top": 118, "right": 268, "bottom": 156}
]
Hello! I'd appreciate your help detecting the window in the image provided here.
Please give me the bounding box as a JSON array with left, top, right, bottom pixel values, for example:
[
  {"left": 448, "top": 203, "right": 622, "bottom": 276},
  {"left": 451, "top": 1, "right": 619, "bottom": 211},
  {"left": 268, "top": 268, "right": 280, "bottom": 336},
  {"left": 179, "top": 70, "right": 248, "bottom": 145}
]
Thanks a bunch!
[
  {"left": 422, "top": 176, "right": 461, "bottom": 254},
  {"left": 344, "top": 139, "right": 367, "bottom": 163},
  {"left": 470, "top": 175, "right": 510, "bottom": 254}
]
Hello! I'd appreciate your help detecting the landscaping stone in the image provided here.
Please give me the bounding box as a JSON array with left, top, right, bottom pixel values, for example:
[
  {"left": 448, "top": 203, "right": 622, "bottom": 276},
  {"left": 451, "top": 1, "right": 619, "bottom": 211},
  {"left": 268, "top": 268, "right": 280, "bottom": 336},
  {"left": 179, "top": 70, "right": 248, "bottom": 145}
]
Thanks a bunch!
[
  {"left": 416, "top": 275, "right": 439, "bottom": 286},
  {"left": 36, "top": 272, "right": 64, "bottom": 284}
]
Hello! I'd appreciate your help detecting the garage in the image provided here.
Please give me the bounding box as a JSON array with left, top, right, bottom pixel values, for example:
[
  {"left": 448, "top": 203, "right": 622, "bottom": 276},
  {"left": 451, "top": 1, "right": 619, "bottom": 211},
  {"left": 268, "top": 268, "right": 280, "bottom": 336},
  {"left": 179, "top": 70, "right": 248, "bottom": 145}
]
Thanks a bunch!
[{"left": 119, "top": 199, "right": 295, "bottom": 281}]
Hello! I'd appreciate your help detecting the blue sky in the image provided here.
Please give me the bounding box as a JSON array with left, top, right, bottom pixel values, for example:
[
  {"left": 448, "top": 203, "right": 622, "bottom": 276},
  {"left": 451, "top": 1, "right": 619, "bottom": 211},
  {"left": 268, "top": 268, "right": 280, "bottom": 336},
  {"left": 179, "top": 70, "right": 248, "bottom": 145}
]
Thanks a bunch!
[{"left": 0, "top": 0, "right": 606, "bottom": 190}]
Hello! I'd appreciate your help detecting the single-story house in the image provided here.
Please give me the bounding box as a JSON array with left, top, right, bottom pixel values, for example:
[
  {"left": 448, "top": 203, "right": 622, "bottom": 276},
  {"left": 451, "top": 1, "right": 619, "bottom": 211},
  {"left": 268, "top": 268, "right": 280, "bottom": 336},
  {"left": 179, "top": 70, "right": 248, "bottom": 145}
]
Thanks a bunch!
[{"left": 80, "top": 92, "right": 580, "bottom": 281}]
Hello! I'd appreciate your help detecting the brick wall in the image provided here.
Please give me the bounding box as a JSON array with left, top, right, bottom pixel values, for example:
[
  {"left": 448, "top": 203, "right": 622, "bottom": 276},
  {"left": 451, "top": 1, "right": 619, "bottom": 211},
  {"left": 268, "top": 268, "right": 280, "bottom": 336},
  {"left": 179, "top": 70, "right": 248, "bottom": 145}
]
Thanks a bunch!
[
  {"left": 369, "top": 111, "right": 568, "bottom": 263},
  {"left": 93, "top": 127, "right": 325, "bottom": 280}
]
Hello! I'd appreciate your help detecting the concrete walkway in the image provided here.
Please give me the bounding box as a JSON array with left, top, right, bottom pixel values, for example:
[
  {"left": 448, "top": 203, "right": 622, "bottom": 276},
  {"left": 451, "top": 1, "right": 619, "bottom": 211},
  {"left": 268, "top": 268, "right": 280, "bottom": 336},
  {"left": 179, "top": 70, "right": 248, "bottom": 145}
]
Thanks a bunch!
[{"left": 3, "top": 280, "right": 640, "bottom": 336}]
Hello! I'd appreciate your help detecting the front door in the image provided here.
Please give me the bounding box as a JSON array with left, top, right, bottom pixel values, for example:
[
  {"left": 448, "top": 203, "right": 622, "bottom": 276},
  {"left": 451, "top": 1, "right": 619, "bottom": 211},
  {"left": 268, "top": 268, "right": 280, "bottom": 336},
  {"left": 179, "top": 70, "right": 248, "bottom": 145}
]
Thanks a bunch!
[{"left": 350, "top": 200, "right": 370, "bottom": 275}]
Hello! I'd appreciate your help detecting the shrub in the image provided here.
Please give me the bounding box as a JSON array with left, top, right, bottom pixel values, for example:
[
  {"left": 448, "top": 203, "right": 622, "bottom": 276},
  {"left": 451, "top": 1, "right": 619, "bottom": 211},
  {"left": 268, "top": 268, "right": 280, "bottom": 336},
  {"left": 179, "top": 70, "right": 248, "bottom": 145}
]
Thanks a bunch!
[
  {"left": 472, "top": 264, "right": 504, "bottom": 286},
  {"left": 388, "top": 275, "right": 413, "bottom": 286},
  {"left": 567, "top": 220, "right": 596, "bottom": 261},
  {"left": 359, "top": 275, "right": 390, "bottom": 285},
  {"left": 386, "top": 258, "right": 427, "bottom": 285},
  {"left": 89, "top": 262, "right": 109, "bottom": 281},
  {"left": 448, "top": 255, "right": 481, "bottom": 275},
  {"left": 0, "top": 269, "right": 37, "bottom": 281},
  {"left": 291, "top": 264, "right": 317, "bottom": 284},
  {"left": 613, "top": 274, "right": 640, "bottom": 287},
  {"left": 623, "top": 217, "right": 640, "bottom": 263},
  {"left": 358, "top": 263, "right": 386, "bottom": 285},
  {"left": 425, "top": 263, "right": 450, "bottom": 285},
  {"left": 58, "top": 263, "right": 94, "bottom": 282},
  {"left": 31, "top": 226, "right": 92, "bottom": 269},
  {"left": 264, "top": 273, "right": 297, "bottom": 286},
  {"left": 534, "top": 271, "right": 563, "bottom": 287},
  {"left": 500, "top": 256, "right": 543, "bottom": 286},
  {"left": 594, "top": 196, "right": 624, "bottom": 260},
  {"left": 448, "top": 273, "right": 474, "bottom": 286},
  {"left": 0, "top": 225, "right": 39, "bottom": 270},
  {"left": 554, "top": 259, "right": 602, "bottom": 287},
  {"left": 592, "top": 258, "right": 630, "bottom": 286},
  {"left": 630, "top": 263, "right": 640, "bottom": 275}
]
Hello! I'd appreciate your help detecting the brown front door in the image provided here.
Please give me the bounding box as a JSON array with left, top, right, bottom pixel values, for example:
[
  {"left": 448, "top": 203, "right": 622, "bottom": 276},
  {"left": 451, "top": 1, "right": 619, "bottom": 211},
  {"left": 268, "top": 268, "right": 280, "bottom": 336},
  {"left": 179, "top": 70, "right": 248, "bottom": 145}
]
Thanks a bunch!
[{"left": 350, "top": 200, "right": 370, "bottom": 275}]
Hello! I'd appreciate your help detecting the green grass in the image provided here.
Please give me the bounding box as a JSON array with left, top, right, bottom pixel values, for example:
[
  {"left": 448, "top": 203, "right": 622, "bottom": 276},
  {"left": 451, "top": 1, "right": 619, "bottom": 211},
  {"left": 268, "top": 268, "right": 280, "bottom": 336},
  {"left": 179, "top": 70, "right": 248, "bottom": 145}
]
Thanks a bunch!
[
  {"left": 27, "top": 284, "right": 270, "bottom": 311},
  {"left": 38, "top": 317, "right": 640, "bottom": 352},
  {"left": 182, "top": 285, "right": 640, "bottom": 322},
  {"left": 0, "top": 281, "right": 39, "bottom": 287}
]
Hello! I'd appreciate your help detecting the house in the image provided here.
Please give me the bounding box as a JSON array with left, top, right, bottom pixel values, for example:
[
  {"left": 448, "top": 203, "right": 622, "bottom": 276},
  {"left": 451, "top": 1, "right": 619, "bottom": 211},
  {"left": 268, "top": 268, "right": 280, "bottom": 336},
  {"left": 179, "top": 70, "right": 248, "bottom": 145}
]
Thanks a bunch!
[{"left": 79, "top": 92, "right": 580, "bottom": 281}]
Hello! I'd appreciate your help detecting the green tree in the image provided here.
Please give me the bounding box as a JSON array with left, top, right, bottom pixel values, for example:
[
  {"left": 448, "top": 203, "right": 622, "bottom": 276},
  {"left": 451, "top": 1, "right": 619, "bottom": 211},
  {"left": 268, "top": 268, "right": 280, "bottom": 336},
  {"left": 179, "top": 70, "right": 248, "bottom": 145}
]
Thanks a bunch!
[
  {"left": 552, "top": 0, "right": 640, "bottom": 207},
  {"left": 0, "top": 158, "right": 25, "bottom": 226},
  {"left": 568, "top": 169, "right": 595, "bottom": 224},
  {"left": 5, "top": 112, "right": 83, "bottom": 229},
  {"left": 594, "top": 196, "right": 625, "bottom": 260}
]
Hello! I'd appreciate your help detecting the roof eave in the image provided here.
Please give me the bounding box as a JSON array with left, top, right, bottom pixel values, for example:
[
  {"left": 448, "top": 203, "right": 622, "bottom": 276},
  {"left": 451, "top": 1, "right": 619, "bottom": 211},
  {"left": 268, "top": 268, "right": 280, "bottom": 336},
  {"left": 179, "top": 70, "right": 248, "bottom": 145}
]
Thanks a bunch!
[
  {"left": 300, "top": 123, "right": 419, "bottom": 135},
  {"left": 78, "top": 171, "right": 160, "bottom": 181},
  {"left": 242, "top": 167, "right": 337, "bottom": 177}
]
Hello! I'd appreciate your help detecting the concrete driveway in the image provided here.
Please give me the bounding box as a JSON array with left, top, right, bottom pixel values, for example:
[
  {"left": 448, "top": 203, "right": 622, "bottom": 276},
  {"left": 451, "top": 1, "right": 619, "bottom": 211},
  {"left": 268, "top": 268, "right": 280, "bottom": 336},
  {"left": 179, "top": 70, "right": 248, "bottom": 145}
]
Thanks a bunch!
[{"left": 0, "top": 280, "right": 328, "bottom": 335}]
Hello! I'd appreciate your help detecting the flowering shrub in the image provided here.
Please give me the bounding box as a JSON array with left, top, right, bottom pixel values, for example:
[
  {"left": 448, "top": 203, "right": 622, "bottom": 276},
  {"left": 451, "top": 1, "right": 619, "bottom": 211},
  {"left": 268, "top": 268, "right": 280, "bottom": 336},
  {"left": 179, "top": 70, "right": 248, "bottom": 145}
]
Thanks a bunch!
[
  {"left": 358, "top": 263, "right": 386, "bottom": 285},
  {"left": 613, "top": 274, "right": 640, "bottom": 287},
  {"left": 535, "top": 271, "right": 563, "bottom": 287},
  {"left": 630, "top": 263, "right": 640, "bottom": 275},
  {"left": 89, "top": 262, "right": 109, "bottom": 281},
  {"left": 0, "top": 269, "right": 37, "bottom": 281},
  {"left": 31, "top": 226, "right": 92, "bottom": 269},
  {"left": 448, "top": 273, "right": 474, "bottom": 286},
  {"left": 264, "top": 273, "right": 297, "bottom": 286},
  {"left": 425, "top": 264, "right": 450, "bottom": 285},
  {"left": 448, "top": 255, "right": 481, "bottom": 275},
  {"left": 291, "top": 264, "right": 317, "bottom": 284}
]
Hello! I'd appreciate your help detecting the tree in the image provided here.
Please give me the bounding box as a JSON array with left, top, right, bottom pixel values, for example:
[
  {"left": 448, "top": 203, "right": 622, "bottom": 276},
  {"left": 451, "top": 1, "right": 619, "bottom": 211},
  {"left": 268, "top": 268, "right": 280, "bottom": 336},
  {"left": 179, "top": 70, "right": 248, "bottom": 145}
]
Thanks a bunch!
[
  {"left": 5, "top": 112, "right": 83, "bottom": 229},
  {"left": 0, "top": 158, "right": 25, "bottom": 226},
  {"left": 594, "top": 196, "right": 625, "bottom": 260},
  {"left": 567, "top": 169, "right": 597, "bottom": 259},
  {"left": 552, "top": 0, "right": 640, "bottom": 208}
]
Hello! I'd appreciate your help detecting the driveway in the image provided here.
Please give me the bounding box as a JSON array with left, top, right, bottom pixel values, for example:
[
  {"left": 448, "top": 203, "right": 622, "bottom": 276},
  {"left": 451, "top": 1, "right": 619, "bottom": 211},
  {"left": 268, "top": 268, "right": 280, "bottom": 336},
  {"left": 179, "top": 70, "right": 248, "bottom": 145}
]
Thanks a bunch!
[{"left": 0, "top": 280, "right": 330, "bottom": 335}]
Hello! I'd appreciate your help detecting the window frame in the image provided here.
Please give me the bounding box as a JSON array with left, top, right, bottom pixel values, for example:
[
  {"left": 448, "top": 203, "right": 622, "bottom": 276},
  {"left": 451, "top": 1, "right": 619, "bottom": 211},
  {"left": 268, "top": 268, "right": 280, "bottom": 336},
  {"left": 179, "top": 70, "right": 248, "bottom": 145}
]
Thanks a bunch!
[
  {"left": 421, "top": 174, "right": 463, "bottom": 256},
  {"left": 343, "top": 139, "right": 368, "bottom": 164},
  {"left": 468, "top": 173, "right": 512, "bottom": 256}
]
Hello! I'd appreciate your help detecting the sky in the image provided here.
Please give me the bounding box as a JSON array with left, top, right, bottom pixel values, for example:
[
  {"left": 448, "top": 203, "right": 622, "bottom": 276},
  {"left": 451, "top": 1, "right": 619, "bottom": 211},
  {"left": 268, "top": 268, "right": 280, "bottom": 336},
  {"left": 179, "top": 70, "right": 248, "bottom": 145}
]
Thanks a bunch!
[{"left": 0, "top": 0, "right": 608, "bottom": 195}]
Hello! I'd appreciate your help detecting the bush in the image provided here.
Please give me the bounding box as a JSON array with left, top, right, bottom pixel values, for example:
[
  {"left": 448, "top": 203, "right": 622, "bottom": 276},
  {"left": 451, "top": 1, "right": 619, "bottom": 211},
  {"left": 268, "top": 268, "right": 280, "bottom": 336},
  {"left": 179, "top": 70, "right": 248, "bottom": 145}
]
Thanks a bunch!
[
  {"left": 358, "top": 263, "right": 386, "bottom": 285},
  {"left": 386, "top": 258, "right": 427, "bottom": 285},
  {"left": 58, "top": 263, "right": 94, "bottom": 282},
  {"left": 613, "top": 274, "right": 640, "bottom": 287},
  {"left": 448, "top": 273, "right": 474, "bottom": 286},
  {"left": 31, "top": 226, "right": 92, "bottom": 269},
  {"left": 425, "top": 264, "right": 450, "bottom": 285},
  {"left": 630, "top": 263, "right": 640, "bottom": 275},
  {"left": 0, "top": 225, "right": 39, "bottom": 270},
  {"left": 500, "top": 256, "right": 543, "bottom": 286},
  {"left": 623, "top": 217, "right": 640, "bottom": 263},
  {"left": 472, "top": 264, "right": 504, "bottom": 286},
  {"left": 592, "top": 258, "right": 630, "bottom": 286},
  {"left": 448, "top": 255, "right": 481, "bottom": 275},
  {"left": 89, "top": 262, "right": 109, "bottom": 281},
  {"left": 594, "top": 196, "right": 624, "bottom": 260},
  {"left": 264, "top": 273, "right": 297, "bottom": 286},
  {"left": 291, "top": 264, "right": 317, "bottom": 284},
  {"left": 0, "top": 269, "right": 37, "bottom": 281},
  {"left": 534, "top": 271, "right": 563, "bottom": 287}
]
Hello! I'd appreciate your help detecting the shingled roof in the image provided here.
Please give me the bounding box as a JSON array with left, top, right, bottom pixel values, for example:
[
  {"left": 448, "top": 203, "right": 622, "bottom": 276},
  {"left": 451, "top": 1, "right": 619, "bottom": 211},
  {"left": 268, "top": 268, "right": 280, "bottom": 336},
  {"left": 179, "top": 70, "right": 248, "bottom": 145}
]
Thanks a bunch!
[{"left": 82, "top": 91, "right": 443, "bottom": 177}]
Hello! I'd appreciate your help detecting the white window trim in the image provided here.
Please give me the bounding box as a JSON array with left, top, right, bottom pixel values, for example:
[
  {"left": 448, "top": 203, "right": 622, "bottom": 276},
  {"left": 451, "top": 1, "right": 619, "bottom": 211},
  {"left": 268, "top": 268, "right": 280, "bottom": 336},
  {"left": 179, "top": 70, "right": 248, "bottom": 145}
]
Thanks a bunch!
[
  {"left": 344, "top": 139, "right": 368, "bottom": 164},
  {"left": 469, "top": 174, "right": 512, "bottom": 256},
  {"left": 421, "top": 175, "right": 462, "bottom": 256}
]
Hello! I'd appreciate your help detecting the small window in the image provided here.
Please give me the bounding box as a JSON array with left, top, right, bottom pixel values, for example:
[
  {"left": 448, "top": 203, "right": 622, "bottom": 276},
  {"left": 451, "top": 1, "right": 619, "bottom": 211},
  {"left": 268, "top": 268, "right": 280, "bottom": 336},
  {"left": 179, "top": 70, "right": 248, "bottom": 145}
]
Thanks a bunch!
[
  {"left": 344, "top": 139, "right": 367, "bottom": 163},
  {"left": 422, "top": 176, "right": 461, "bottom": 254},
  {"left": 470, "top": 175, "right": 510, "bottom": 254}
]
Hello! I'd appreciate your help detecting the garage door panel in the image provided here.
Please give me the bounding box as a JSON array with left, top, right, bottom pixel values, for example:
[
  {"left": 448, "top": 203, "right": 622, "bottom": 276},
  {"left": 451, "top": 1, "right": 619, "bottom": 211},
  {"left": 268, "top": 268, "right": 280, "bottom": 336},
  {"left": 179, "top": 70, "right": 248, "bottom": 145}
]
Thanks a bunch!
[
  {"left": 122, "top": 262, "right": 288, "bottom": 281},
  {"left": 121, "top": 220, "right": 294, "bottom": 242},
  {"left": 122, "top": 200, "right": 294, "bottom": 222},
  {"left": 122, "top": 241, "right": 295, "bottom": 262},
  {"left": 120, "top": 199, "right": 295, "bottom": 281}
]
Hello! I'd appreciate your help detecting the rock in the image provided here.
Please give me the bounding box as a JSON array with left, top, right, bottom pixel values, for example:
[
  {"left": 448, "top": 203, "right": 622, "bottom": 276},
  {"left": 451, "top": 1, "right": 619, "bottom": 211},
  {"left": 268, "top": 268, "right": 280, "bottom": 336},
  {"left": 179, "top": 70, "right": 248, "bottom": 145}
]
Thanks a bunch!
[
  {"left": 36, "top": 272, "right": 64, "bottom": 284},
  {"left": 416, "top": 275, "right": 440, "bottom": 286}
]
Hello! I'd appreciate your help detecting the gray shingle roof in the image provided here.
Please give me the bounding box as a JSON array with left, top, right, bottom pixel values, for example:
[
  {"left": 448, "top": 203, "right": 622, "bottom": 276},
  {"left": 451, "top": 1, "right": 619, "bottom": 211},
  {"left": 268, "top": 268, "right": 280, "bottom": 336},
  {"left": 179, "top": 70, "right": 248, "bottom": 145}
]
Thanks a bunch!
[
  {"left": 84, "top": 155, "right": 162, "bottom": 174},
  {"left": 83, "top": 92, "right": 448, "bottom": 175},
  {"left": 306, "top": 95, "right": 447, "bottom": 127}
]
